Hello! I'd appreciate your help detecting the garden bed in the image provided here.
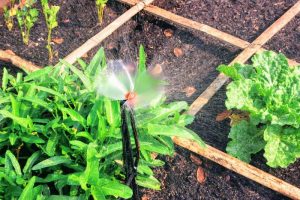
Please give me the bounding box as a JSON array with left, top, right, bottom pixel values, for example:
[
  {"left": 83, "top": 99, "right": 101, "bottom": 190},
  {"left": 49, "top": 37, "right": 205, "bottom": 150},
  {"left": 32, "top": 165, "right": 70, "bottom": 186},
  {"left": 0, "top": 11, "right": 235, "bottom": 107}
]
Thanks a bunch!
[{"left": 0, "top": 0, "right": 299, "bottom": 199}]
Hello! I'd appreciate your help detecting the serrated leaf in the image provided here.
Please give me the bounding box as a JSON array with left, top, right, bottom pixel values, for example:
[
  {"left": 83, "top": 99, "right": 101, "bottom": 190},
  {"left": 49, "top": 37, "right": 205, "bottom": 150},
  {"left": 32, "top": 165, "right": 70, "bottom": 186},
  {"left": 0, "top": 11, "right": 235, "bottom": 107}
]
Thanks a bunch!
[
  {"left": 226, "top": 120, "right": 265, "bottom": 163},
  {"left": 264, "top": 125, "right": 300, "bottom": 168}
]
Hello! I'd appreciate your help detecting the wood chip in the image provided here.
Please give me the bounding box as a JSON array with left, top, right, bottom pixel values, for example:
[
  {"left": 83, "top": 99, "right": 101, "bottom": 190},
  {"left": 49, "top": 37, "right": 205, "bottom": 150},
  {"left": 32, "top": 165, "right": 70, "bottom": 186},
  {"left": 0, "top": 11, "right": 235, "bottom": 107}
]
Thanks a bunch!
[
  {"left": 164, "top": 29, "right": 174, "bottom": 37},
  {"left": 173, "top": 47, "right": 184, "bottom": 57},
  {"left": 190, "top": 154, "right": 202, "bottom": 165},
  {"left": 216, "top": 110, "right": 232, "bottom": 122},
  {"left": 141, "top": 195, "right": 150, "bottom": 200},
  {"left": 150, "top": 64, "right": 163, "bottom": 76},
  {"left": 196, "top": 167, "right": 206, "bottom": 184},
  {"left": 184, "top": 86, "right": 196, "bottom": 97},
  {"left": 151, "top": 153, "right": 158, "bottom": 160},
  {"left": 82, "top": 53, "right": 89, "bottom": 58},
  {"left": 52, "top": 38, "right": 64, "bottom": 44}
]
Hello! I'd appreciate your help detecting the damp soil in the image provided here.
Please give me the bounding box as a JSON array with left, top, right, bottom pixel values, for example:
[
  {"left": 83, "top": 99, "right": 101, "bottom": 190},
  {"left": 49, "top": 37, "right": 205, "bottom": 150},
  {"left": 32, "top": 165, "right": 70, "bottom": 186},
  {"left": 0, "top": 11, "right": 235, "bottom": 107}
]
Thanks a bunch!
[{"left": 0, "top": 0, "right": 299, "bottom": 199}]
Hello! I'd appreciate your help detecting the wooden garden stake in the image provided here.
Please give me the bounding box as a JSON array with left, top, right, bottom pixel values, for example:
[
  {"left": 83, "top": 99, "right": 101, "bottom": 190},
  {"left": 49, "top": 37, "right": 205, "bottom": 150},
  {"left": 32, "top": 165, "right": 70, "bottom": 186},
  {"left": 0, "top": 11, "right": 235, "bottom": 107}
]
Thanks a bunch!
[
  {"left": 172, "top": 137, "right": 300, "bottom": 200},
  {"left": 63, "top": 0, "right": 155, "bottom": 65},
  {"left": 188, "top": 0, "right": 300, "bottom": 115},
  {"left": 7, "top": 0, "right": 300, "bottom": 199},
  {"left": 0, "top": 49, "right": 41, "bottom": 72},
  {"left": 117, "top": 0, "right": 299, "bottom": 67}
]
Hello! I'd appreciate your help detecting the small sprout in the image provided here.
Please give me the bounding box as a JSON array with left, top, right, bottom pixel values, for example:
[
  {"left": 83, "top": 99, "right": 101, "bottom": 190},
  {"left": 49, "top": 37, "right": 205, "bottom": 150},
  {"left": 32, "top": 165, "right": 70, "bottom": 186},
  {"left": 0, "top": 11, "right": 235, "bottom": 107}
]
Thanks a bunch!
[
  {"left": 95, "top": 0, "right": 108, "bottom": 24},
  {"left": 16, "top": 1, "right": 39, "bottom": 45},
  {"left": 41, "top": 0, "right": 60, "bottom": 62},
  {"left": 3, "top": 0, "right": 17, "bottom": 31}
]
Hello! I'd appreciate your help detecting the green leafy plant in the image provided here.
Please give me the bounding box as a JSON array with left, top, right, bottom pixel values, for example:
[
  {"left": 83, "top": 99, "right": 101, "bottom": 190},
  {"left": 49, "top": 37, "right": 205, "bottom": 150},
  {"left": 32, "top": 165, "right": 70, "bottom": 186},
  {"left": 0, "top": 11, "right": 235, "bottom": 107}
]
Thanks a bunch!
[
  {"left": 41, "top": 0, "right": 60, "bottom": 61},
  {"left": 16, "top": 0, "right": 39, "bottom": 45},
  {"left": 95, "top": 0, "right": 108, "bottom": 24},
  {"left": 218, "top": 51, "right": 300, "bottom": 168},
  {"left": 3, "top": 0, "right": 17, "bottom": 31},
  {"left": 0, "top": 47, "right": 204, "bottom": 199}
]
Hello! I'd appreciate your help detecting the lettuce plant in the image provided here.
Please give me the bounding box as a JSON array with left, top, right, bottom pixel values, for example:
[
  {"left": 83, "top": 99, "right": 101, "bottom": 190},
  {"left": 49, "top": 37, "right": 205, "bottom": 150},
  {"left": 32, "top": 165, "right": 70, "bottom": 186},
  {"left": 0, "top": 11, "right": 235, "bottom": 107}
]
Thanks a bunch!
[
  {"left": 0, "top": 48, "right": 204, "bottom": 199},
  {"left": 41, "top": 0, "right": 60, "bottom": 61},
  {"left": 3, "top": 0, "right": 17, "bottom": 31},
  {"left": 16, "top": 1, "right": 39, "bottom": 45},
  {"left": 95, "top": 0, "right": 108, "bottom": 24},
  {"left": 218, "top": 51, "right": 300, "bottom": 168}
]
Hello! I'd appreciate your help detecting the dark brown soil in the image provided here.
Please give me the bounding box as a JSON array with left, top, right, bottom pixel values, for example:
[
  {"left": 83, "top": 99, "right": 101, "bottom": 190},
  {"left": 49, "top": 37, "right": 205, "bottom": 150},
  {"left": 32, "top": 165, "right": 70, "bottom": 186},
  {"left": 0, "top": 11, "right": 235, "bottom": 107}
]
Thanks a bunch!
[{"left": 0, "top": 0, "right": 299, "bottom": 199}]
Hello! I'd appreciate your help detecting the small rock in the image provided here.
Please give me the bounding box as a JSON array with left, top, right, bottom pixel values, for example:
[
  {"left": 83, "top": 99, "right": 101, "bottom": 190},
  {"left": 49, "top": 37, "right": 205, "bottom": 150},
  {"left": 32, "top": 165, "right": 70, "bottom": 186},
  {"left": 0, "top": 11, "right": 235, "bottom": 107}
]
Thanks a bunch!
[
  {"left": 164, "top": 29, "right": 174, "bottom": 37},
  {"left": 173, "top": 47, "right": 184, "bottom": 57},
  {"left": 196, "top": 167, "right": 206, "bottom": 184}
]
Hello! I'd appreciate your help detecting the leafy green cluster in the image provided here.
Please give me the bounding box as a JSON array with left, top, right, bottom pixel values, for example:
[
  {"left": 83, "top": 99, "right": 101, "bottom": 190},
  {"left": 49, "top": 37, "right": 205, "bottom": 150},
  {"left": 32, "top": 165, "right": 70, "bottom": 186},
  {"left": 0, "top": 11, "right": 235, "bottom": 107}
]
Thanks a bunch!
[
  {"left": 218, "top": 51, "right": 300, "bottom": 168},
  {"left": 95, "top": 0, "right": 108, "bottom": 24},
  {"left": 0, "top": 47, "right": 204, "bottom": 199},
  {"left": 16, "top": 0, "right": 39, "bottom": 45},
  {"left": 41, "top": 0, "right": 60, "bottom": 62}
]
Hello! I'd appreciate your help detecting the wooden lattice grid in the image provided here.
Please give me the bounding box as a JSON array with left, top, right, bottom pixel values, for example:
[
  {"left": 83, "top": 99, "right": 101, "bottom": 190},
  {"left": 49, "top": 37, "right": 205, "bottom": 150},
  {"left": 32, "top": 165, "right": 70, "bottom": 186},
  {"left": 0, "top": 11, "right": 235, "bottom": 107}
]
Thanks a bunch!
[{"left": 7, "top": 0, "right": 300, "bottom": 199}]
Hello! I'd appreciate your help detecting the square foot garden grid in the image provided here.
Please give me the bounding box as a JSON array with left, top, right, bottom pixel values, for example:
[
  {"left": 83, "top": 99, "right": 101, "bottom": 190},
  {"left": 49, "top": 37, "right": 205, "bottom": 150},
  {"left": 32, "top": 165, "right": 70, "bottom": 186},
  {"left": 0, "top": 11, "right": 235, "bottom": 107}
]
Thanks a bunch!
[{"left": 1, "top": 0, "right": 300, "bottom": 199}]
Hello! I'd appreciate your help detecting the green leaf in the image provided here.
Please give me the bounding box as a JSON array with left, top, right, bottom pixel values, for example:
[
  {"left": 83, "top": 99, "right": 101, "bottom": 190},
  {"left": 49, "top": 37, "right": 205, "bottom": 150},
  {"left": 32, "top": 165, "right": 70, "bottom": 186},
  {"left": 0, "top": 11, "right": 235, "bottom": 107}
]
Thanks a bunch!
[
  {"left": 24, "top": 67, "right": 53, "bottom": 82},
  {"left": 2, "top": 68, "right": 8, "bottom": 91},
  {"left": 19, "top": 176, "right": 36, "bottom": 200},
  {"left": 147, "top": 124, "right": 205, "bottom": 147},
  {"left": 23, "top": 151, "right": 42, "bottom": 174},
  {"left": 60, "top": 60, "right": 92, "bottom": 91},
  {"left": 264, "top": 125, "right": 300, "bottom": 168},
  {"left": 104, "top": 98, "right": 120, "bottom": 127},
  {"left": 136, "top": 175, "right": 160, "bottom": 190},
  {"left": 138, "top": 45, "right": 146, "bottom": 74},
  {"left": 6, "top": 150, "right": 22, "bottom": 176},
  {"left": 226, "top": 120, "right": 265, "bottom": 163},
  {"left": 32, "top": 156, "right": 72, "bottom": 170},
  {"left": 60, "top": 107, "right": 87, "bottom": 127},
  {"left": 217, "top": 64, "right": 242, "bottom": 80},
  {"left": 0, "top": 110, "right": 32, "bottom": 128},
  {"left": 45, "top": 131, "right": 59, "bottom": 156},
  {"left": 137, "top": 101, "right": 188, "bottom": 125},
  {"left": 98, "top": 179, "right": 132, "bottom": 199},
  {"left": 85, "top": 48, "right": 105, "bottom": 78}
]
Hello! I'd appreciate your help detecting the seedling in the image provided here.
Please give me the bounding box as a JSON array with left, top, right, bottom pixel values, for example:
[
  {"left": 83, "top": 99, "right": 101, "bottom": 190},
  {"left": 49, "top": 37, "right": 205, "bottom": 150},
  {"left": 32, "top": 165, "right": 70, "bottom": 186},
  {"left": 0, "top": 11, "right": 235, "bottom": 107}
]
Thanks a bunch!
[
  {"left": 95, "top": 0, "right": 108, "bottom": 24},
  {"left": 16, "top": 1, "right": 39, "bottom": 45},
  {"left": 41, "top": 0, "right": 60, "bottom": 61},
  {"left": 3, "top": 0, "right": 17, "bottom": 31}
]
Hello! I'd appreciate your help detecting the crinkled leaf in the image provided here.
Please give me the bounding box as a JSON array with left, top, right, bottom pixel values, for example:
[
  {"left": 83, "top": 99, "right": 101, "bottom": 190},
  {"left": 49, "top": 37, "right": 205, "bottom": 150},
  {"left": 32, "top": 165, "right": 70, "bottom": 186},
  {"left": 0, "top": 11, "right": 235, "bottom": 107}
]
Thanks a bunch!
[
  {"left": 264, "top": 125, "right": 300, "bottom": 168},
  {"left": 226, "top": 120, "right": 265, "bottom": 163}
]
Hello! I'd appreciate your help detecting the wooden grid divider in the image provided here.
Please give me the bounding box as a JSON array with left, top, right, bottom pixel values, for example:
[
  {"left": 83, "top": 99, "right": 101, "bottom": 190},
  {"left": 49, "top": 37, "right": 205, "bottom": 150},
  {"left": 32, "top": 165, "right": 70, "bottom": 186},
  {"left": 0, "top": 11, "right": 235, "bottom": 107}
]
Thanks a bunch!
[
  {"left": 6, "top": 0, "right": 300, "bottom": 199},
  {"left": 117, "top": 0, "right": 299, "bottom": 67}
]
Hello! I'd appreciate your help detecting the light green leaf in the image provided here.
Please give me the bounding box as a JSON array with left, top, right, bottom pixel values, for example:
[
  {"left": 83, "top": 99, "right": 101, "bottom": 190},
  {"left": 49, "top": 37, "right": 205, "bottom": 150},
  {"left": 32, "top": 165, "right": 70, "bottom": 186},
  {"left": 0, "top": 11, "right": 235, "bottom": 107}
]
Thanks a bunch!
[
  {"left": 264, "top": 125, "right": 300, "bottom": 168},
  {"left": 147, "top": 124, "right": 205, "bottom": 147},
  {"left": 226, "top": 120, "right": 265, "bottom": 163},
  {"left": 32, "top": 156, "right": 72, "bottom": 170}
]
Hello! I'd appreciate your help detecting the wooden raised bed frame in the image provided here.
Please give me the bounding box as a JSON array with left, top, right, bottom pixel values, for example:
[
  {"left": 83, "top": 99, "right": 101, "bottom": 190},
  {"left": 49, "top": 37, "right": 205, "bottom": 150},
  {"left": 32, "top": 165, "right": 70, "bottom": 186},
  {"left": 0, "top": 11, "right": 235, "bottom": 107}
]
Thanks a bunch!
[{"left": 2, "top": 0, "right": 300, "bottom": 199}]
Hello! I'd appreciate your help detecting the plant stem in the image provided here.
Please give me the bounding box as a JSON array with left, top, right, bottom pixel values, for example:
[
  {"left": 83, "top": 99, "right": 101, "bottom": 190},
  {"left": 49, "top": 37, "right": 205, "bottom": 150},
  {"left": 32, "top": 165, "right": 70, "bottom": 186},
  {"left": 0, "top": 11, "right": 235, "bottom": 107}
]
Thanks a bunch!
[
  {"left": 97, "top": 4, "right": 105, "bottom": 24},
  {"left": 47, "top": 28, "right": 53, "bottom": 62}
]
